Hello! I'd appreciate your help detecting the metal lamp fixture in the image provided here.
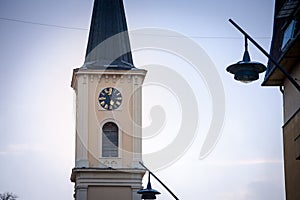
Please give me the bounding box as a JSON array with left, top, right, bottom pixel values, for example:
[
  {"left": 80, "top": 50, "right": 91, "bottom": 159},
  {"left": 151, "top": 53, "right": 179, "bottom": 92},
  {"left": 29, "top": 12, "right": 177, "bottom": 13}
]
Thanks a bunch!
[
  {"left": 137, "top": 172, "right": 160, "bottom": 199},
  {"left": 226, "top": 37, "right": 266, "bottom": 83},
  {"left": 226, "top": 19, "right": 300, "bottom": 92},
  {"left": 137, "top": 162, "right": 179, "bottom": 200}
]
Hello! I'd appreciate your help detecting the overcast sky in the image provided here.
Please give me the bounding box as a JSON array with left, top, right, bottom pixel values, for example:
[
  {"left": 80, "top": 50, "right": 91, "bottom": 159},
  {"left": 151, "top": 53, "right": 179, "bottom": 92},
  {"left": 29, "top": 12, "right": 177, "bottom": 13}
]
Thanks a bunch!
[{"left": 0, "top": 0, "right": 285, "bottom": 200}]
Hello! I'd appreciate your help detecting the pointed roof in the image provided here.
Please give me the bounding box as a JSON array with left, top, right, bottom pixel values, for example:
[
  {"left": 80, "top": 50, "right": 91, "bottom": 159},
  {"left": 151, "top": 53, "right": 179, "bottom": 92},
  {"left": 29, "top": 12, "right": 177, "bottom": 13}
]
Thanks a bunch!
[{"left": 84, "top": 0, "right": 135, "bottom": 69}]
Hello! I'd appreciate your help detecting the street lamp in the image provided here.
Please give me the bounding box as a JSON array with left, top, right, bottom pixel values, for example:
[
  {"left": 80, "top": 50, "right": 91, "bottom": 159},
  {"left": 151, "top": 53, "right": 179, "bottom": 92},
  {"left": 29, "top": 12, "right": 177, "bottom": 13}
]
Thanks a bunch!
[
  {"left": 226, "top": 19, "right": 300, "bottom": 92},
  {"left": 137, "top": 172, "right": 160, "bottom": 199},
  {"left": 226, "top": 36, "right": 266, "bottom": 83},
  {"left": 137, "top": 162, "right": 179, "bottom": 200}
]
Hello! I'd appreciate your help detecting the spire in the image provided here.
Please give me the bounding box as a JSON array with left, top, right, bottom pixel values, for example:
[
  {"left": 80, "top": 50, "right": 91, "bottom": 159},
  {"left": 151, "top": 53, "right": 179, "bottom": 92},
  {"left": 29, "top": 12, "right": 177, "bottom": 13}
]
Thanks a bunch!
[{"left": 84, "top": 0, "right": 135, "bottom": 69}]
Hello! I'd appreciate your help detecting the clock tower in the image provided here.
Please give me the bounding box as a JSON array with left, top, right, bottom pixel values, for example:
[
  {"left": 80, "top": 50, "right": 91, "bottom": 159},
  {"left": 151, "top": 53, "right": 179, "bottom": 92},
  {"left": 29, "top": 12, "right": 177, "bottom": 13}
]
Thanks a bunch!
[{"left": 70, "top": 0, "right": 146, "bottom": 200}]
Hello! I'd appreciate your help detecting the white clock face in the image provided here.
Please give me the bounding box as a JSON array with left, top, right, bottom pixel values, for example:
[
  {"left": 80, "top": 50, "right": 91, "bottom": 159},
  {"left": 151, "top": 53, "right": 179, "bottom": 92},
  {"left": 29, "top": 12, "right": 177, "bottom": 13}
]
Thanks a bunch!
[{"left": 98, "top": 87, "right": 122, "bottom": 110}]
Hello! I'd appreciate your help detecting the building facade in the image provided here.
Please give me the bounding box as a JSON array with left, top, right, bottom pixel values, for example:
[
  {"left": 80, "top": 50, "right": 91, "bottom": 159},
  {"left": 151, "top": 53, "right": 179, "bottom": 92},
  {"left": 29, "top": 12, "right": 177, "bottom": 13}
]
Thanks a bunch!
[
  {"left": 263, "top": 0, "right": 300, "bottom": 199},
  {"left": 70, "top": 0, "right": 146, "bottom": 199}
]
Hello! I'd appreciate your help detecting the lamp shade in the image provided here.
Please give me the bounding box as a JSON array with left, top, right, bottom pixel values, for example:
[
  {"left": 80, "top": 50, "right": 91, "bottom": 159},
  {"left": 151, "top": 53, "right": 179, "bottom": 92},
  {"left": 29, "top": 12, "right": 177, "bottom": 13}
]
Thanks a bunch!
[
  {"left": 137, "top": 187, "right": 161, "bottom": 199},
  {"left": 137, "top": 174, "right": 160, "bottom": 199},
  {"left": 227, "top": 50, "right": 266, "bottom": 83}
]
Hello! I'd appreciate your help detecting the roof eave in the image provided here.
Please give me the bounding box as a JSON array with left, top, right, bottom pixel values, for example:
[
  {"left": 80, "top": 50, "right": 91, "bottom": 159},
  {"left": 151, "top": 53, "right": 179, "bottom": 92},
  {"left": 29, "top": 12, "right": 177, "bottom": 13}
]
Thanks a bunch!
[{"left": 262, "top": 33, "right": 300, "bottom": 86}]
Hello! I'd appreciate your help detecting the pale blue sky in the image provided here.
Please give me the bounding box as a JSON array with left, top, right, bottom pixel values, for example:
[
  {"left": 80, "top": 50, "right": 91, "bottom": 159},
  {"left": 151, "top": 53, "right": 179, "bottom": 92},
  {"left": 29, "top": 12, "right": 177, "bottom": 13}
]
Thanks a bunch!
[{"left": 0, "top": 0, "right": 284, "bottom": 200}]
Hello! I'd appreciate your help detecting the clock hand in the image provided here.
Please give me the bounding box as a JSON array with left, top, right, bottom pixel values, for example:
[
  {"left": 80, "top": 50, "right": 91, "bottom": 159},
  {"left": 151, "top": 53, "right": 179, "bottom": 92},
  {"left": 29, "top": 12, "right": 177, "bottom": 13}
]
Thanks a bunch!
[
  {"left": 110, "top": 100, "right": 114, "bottom": 106},
  {"left": 108, "top": 88, "right": 112, "bottom": 95}
]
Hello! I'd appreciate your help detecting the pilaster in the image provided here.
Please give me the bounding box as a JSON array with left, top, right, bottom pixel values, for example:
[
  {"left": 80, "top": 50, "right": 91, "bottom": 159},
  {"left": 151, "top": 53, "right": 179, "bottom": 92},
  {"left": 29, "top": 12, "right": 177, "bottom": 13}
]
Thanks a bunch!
[
  {"left": 75, "top": 185, "right": 88, "bottom": 200},
  {"left": 132, "top": 75, "right": 143, "bottom": 168},
  {"left": 75, "top": 74, "right": 89, "bottom": 167}
]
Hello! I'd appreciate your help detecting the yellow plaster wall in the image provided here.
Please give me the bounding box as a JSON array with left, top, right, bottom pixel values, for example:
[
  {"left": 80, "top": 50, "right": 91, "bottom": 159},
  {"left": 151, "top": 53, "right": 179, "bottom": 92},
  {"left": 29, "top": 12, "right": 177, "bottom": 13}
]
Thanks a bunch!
[
  {"left": 283, "top": 62, "right": 300, "bottom": 122},
  {"left": 76, "top": 71, "right": 145, "bottom": 168},
  {"left": 283, "top": 110, "right": 300, "bottom": 200},
  {"left": 283, "top": 61, "right": 300, "bottom": 200}
]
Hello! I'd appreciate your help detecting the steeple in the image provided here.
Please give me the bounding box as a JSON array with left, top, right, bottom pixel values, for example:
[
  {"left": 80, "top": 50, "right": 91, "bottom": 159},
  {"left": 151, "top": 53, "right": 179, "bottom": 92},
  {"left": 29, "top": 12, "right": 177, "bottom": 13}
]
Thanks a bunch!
[
  {"left": 71, "top": 1, "right": 146, "bottom": 199},
  {"left": 84, "top": 0, "right": 134, "bottom": 69}
]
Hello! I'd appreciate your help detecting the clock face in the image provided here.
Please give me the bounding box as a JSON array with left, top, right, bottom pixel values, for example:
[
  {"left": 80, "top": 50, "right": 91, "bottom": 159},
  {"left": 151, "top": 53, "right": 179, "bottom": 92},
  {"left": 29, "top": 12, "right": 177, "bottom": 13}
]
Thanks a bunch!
[{"left": 98, "top": 87, "right": 122, "bottom": 110}]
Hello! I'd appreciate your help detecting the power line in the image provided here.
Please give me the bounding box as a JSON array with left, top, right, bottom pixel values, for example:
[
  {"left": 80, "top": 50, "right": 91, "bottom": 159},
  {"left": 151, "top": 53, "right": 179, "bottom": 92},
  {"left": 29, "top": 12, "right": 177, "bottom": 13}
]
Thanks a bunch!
[
  {"left": 130, "top": 33, "right": 271, "bottom": 40},
  {"left": 0, "top": 17, "right": 271, "bottom": 39},
  {"left": 0, "top": 17, "right": 88, "bottom": 31}
]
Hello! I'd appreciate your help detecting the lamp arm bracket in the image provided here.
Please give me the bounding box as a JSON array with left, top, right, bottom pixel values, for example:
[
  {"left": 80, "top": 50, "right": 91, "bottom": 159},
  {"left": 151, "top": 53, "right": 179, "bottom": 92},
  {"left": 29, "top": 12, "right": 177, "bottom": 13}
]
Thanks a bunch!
[
  {"left": 229, "top": 19, "right": 300, "bottom": 92},
  {"left": 139, "top": 162, "right": 180, "bottom": 200}
]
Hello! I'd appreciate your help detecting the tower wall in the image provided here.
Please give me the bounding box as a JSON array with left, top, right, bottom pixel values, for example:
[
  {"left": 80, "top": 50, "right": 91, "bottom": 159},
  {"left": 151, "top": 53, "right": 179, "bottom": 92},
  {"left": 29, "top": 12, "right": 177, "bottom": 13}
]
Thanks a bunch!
[{"left": 71, "top": 69, "right": 146, "bottom": 200}]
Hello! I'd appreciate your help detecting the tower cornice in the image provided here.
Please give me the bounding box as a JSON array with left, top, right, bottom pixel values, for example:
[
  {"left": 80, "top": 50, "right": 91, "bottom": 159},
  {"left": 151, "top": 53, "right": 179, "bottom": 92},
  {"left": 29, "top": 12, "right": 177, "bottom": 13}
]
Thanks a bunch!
[{"left": 71, "top": 68, "right": 147, "bottom": 89}]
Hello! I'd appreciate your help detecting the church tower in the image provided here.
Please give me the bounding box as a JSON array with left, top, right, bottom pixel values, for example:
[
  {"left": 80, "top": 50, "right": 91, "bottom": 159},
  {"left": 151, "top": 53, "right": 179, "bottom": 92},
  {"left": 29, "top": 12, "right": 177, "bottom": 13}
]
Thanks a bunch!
[{"left": 70, "top": 0, "right": 146, "bottom": 199}]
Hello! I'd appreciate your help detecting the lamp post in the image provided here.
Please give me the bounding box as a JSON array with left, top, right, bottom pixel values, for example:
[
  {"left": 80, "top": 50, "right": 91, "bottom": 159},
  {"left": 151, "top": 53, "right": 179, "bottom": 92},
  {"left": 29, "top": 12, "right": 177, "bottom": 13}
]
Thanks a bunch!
[
  {"left": 226, "top": 19, "right": 300, "bottom": 92},
  {"left": 137, "top": 162, "right": 179, "bottom": 200}
]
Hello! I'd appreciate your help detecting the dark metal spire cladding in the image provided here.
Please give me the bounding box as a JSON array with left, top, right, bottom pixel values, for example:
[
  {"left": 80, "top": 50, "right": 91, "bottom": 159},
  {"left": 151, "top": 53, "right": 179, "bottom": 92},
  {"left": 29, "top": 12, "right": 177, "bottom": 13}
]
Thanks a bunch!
[{"left": 84, "top": 0, "right": 135, "bottom": 69}]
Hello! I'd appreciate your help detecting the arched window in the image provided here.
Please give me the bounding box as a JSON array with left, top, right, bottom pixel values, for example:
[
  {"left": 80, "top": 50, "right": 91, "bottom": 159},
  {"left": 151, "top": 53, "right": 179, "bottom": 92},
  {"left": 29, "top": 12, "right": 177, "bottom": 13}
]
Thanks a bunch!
[{"left": 102, "top": 122, "right": 119, "bottom": 157}]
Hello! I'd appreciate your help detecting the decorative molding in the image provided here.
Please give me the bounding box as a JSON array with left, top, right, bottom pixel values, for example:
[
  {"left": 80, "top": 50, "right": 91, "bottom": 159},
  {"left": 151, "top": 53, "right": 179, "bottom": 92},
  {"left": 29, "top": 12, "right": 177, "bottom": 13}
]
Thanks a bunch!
[
  {"left": 134, "top": 75, "right": 139, "bottom": 84},
  {"left": 75, "top": 69, "right": 147, "bottom": 76},
  {"left": 100, "top": 158, "right": 122, "bottom": 168},
  {"left": 90, "top": 75, "right": 94, "bottom": 83},
  {"left": 76, "top": 185, "right": 88, "bottom": 190},
  {"left": 83, "top": 74, "right": 88, "bottom": 84},
  {"left": 127, "top": 75, "right": 131, "bottom": 83}
]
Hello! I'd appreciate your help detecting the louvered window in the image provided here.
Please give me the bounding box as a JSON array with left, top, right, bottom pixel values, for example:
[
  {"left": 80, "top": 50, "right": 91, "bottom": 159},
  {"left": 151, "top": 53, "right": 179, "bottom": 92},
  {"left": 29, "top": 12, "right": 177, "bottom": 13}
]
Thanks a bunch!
[{"left": 102, "top": 122, "right": 118, "bottom": 157}]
